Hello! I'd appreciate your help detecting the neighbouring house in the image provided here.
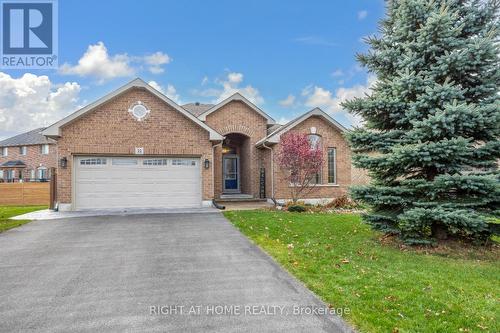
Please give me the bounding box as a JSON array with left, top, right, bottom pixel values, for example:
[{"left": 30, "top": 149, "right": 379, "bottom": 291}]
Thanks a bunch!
[
  {"left": 41, "top": 78, "right": 356, "bottom": 211},
  {"left": 0, "top": 128, "right": 57, "bottom": 182}
]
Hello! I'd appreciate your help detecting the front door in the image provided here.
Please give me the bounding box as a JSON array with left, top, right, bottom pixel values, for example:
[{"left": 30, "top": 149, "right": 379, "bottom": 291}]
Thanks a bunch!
[{"left": 223, "top": 155, "right": 239, "bottom": 193}]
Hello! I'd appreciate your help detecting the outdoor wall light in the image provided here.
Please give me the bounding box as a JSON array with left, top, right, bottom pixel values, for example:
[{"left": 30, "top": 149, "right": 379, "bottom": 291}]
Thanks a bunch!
[
  {"left": 204, "top": 159, "right": 210, "bottom": 169},
  {"left": 60, "top": 157, "right": 67, "bottom": 169}
]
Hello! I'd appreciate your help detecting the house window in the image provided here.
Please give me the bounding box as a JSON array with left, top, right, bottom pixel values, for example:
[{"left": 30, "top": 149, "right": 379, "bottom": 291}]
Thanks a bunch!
[
  {"left": 328, "top": 148, "right": 337, "bottom": 184},
  {"left": 37, "top": 167, "right": 47, "bottom": 180},
  {"left": 310, "top": 168, "right": 322, "bottom": 184},
  {"left": 112, "top": 158, "right": 138, "bottom": 166},
  {"left": 143, "top": 159, "right": 168, "bottom": 166},
  {"left": 308, "top": 134, "right": 322, "bottom": 150},
  {"left": 1, "top": 147, "right": 7, "bottom": 157},
  {"left": 128, "top": 101, "right": 151, "bottom": 121},
  {"left": 0, "top": 170, "right": 3, "bottom": 179},
  {"left": 31, "top": 170, "right": 35, "bottom": 180},
  {"left": 19, "top": 146, "right": 27, "bottom": 155},
  {"left": 80, "top": 158, "right": 107, "bottom": 165},
  {"left": 172, "top": 159, "right": 196, "bottom": 166},
  {"left": 6, "top": 170, "right": 15, "bottom": 180},
  {"left": 308, "top": 134, "right": 322, "bottom": 184},
  {"left": 40, "top": 144, "right": 49, "bottom": 155}
]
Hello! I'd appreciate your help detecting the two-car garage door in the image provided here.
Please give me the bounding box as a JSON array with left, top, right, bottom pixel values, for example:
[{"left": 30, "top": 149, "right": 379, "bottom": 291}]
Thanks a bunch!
[{"left": 74, "top": 156, "right": 201, "bottom": 210}]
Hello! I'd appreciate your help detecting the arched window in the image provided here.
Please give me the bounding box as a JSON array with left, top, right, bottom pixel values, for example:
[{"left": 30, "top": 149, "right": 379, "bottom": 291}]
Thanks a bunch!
[{"left": 308, "top": 134, "right": 321, "bottom": 150}]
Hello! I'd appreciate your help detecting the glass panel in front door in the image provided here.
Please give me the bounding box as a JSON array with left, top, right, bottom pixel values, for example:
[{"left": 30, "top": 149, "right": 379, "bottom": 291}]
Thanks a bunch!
[{"left": 224, "top": 157, "right": 238, "bottom": 190}]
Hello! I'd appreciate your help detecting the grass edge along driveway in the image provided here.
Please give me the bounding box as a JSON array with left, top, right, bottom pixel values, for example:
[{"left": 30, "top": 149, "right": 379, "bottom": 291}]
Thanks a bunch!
[
  {"left": 0, "top": 206, "right": 47, "bottom": 233},
  {"left": 224, "top": 210, "right": 499, "bottom": 333}
]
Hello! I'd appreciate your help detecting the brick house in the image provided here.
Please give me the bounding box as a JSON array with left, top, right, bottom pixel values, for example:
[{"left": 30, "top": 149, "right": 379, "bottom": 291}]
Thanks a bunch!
[
  {"left": 0, "top": 128, "right": 57, "bottom": 182},
  {"left": 41, "top": 78, "right": 354, "bottom": 211}
]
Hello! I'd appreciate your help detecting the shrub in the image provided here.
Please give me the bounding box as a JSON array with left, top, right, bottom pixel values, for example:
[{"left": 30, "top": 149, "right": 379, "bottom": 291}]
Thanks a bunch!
[
  {"left": 326, "top": 195, "right": 360, "bottom": 209},
  {"left": 287, "top": 205, "right": 307, "bottom": 213}
]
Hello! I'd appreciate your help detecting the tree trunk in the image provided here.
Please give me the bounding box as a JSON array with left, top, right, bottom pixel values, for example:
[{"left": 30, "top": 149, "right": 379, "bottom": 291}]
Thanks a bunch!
[{"left": 431, "top": 223, "right": 448, "bottom": 240}]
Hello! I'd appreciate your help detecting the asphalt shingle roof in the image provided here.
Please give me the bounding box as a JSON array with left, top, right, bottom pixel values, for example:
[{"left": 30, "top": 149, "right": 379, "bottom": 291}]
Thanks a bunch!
[
  {"left": 0, "top": 128, "right": 54, "bottom": 147},
  {"left": 267, "top": 124, "right": 283, "bottom": 135},
  {"left": 1, "top": 160, "right": 27, "bottom": 167},
  {"left": 182, "top": 103, "right": 214, "bottom": 117}
]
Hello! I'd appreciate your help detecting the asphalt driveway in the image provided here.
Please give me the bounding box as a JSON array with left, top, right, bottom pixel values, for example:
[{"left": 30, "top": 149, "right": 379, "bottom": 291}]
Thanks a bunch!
[{"left": 0, "top": 213, "right": 352, "bottom": 332}]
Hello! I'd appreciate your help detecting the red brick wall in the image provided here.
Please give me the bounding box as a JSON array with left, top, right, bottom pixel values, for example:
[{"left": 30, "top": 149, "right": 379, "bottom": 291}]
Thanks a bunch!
[
  {"left": 269, "top": 116, "right": 351, "bottom": 200},
  {"left": 205, "top": 100, "right": 268, "bottom": 198},
  {"left": 0, "top": 144, "right": 57, "bottom": 179},
  {"left": 55, "top": 87, "right": 214, "bottom": 205}
]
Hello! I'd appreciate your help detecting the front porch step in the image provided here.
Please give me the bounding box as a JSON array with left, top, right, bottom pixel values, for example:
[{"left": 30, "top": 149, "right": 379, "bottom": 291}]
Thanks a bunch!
[
  {"left": 220, "top": 194, "right": 254, "bottom": 199},
  {"left": 216, "top": 196, "right": 267, "bottom": 203}
]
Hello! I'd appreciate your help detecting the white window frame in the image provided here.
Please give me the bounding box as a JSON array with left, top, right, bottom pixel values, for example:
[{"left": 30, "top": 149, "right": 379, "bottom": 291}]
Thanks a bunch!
[
  {"left": 172, "top": 159, "right": 197, "bottom": 167},
  {"left": 143, "top": 159, "right": 168, "bottom": 166},
  {"left": 79, "top": 158, "right": 107, "bottom": 166},
  {"left": 6, "top": 169, "right": 15, "bottom": 180},
  {"left": 20, "top": 146, "right": 27, "bottom": 155},
  {"left": 40, "top": 144, "right": 49, "bottom": 155},
  {"left": 112, "top": 158, "right": 138, "bottom": 166},
  {"left": 327, "top": 147, "right": 337, "bottom": 184},
  {"left": 1, "top": 147, "right": 7, "bottom": 157},
  {"left": 37, "top": 167, "right": 47, "bottom": 180},
  {"left": 307, "top": 134, "right": 322, "bottom": 150}
]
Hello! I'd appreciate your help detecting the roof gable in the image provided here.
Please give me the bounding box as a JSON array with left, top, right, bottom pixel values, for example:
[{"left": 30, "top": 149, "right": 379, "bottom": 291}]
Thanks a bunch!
[
  {"left": 42, "top": 78, "right": 223, "bottom": 141},
  {"left": 197, "top": 92, "right": 275, "bottom": 124},
  {"left": 256, "top": 108, "right": 348, "bottom": 146}
]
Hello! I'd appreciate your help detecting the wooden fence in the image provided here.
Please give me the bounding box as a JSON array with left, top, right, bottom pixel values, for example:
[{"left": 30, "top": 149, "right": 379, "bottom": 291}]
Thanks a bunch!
[{"left": 0, "top": 182, "right": 50, "bottom": 206}]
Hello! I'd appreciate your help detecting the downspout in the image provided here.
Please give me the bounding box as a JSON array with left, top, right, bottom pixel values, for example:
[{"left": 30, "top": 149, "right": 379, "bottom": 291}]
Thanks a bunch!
[
  {"left": 212, "top": 140, "right": 224, "bottom": 208},
  {"left": 262, "top": 142, "right": 275, "bottom": 201}
]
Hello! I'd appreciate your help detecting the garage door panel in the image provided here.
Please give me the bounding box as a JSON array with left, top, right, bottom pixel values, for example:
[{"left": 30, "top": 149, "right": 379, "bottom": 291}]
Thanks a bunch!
[
  {"left": 75, "top": 157, "right": 202, "bottom": 210},
  {"left": 77, "top": 182, "right": 200, "bottom": 193}
]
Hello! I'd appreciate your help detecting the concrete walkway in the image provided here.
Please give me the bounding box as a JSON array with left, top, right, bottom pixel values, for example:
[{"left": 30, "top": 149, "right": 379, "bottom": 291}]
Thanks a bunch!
[
  {"left": 12, "top": 207, "right": 219, "bottom": 220},
  {"left": 0, "top": 213, "right": 353, "bottom": 332}
]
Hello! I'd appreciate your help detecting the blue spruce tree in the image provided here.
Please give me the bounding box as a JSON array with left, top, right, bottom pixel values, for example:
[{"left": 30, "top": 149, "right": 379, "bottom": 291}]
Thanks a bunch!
[{"left": 343, "top": 0, "right": 500, "bottom": 244}]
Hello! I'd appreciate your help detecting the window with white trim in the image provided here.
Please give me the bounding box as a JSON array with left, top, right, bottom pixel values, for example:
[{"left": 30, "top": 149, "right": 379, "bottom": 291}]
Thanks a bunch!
[
  {"left": 19, "top": 146, "right": 27, "bottom": 155},
  {"left": 6, "top": 170, "right": 14, "bottom": 180},
  {"left": 328, "top": 148, "right": 337, "bottom": 184},
  {"left": 308, "top": 134, "right": 322, "bottom": 150},
  {"left": 1, "top": 147, "right": 7, "bottom": 157},
  {"left": 112, "top": 158, "right": 138, "bottom": 166},
  {"left": 40, "top": 144, "right": 49, "bottom": 155},
  {"left": 37, "top": 167, "right": 47, "bottom": 180},
  {"left": 80, "top": 158, "right": 107, "bottom": 165},
  {"left": 172, "top": 159, "right": 196, "bottom": 166},
  {"left": 308, "top": 134, "right": 322, "bottom": 184},
  {"left": 143, "top": 159, "right": 168, "bottom": 166}
]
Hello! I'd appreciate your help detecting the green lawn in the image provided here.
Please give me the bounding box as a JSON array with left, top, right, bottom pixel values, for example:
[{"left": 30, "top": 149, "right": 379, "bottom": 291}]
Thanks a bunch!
[
  {"left": 0, "top": 206, "right": 46, "bottom": 233},
  {"left": 224, "top": 211, "right": 500, "bottom": 333}
]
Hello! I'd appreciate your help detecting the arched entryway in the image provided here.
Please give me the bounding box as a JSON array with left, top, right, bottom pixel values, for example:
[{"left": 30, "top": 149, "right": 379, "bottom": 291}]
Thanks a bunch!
[{"left": 217, "top": 132, "right": 252, "bottom": 197}]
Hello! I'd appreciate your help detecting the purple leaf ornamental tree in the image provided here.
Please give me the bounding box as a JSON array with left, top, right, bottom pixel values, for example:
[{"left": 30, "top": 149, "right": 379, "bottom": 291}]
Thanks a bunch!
[{"left": 277, "top": 132, "right": 323, "bottom": 203}]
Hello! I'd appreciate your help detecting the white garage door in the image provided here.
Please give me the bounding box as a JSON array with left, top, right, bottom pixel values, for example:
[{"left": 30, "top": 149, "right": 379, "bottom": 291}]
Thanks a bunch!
[{"left": 74, "top": 156, "right": 201, "bottom": 210}]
